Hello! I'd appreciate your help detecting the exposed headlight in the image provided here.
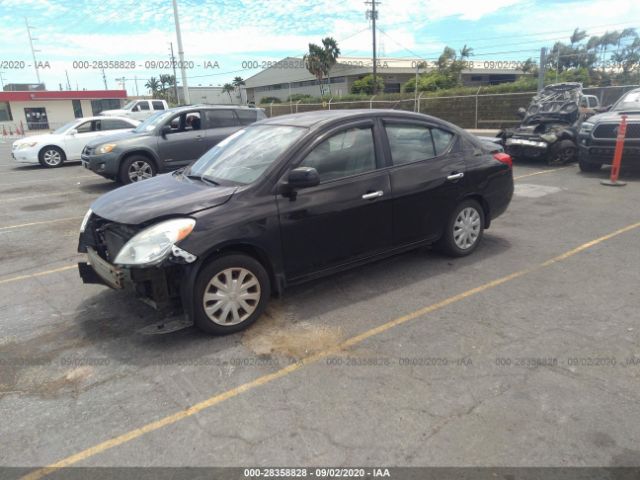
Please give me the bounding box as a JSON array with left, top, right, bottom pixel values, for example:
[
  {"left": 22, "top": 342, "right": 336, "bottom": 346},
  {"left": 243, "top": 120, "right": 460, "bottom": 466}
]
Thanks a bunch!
[
  {"left": 17, "top": 142, "right": 38, "bottom": 149},
  {"left": 96, "top": 143, "right": 117, "bottom": 154},
  {"left": 580, "top": 122, "right": 594, "bottom": 134},
  {"left": 79, "top": 208, "right": 92, "bottom": 233},
  {"left": 539, "top": 133, "right": 557, "bottom": 143},
  {"left": 113, "top": 218, "right": 196, "bottom": 267}
]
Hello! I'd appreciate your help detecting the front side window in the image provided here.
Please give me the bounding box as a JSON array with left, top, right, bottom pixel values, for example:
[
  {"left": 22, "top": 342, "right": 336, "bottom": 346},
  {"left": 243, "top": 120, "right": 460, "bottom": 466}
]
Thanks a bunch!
[
  {"left": 299, "top": 126, "right": 376, "bottom": 182},
  {"left": 188, "top": 125, "right": 306, "bottom": 185},
  {"left": 236, "top": 109, "right": 258, "bottom": 126},
  {"left": 75, "top": 121, "right": 93, "bottom": 133}
]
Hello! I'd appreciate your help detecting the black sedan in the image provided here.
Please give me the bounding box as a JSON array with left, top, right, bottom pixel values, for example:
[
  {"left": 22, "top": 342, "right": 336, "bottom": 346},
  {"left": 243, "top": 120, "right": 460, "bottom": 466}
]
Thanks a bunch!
[{"left": 78, "top": 110, "right": 514, "bottom": 334}]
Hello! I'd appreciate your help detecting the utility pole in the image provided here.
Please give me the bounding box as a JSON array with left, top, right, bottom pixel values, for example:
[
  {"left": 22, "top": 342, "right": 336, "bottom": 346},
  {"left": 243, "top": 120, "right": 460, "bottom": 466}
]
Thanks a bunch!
[
  {"left": 538, "top": 47, "right": 547, "bottom": 92},
  {"left": 0, "top": 71, "right": 5, "bottom": 89},
  {"left": 134, "top": 76, "right": 139, "bottom": 96},
  {"left": 101, "top": 68, "right": 108, "bottom": 89},
  {"left": 172, "top": 0, "right": 190, "bottom": 104},
  {"left": 365, "top": 1, "right": 379, "bottom": 94},
  {"left": 170, "top": 42, "right": 179, "bottom": 104},
  {"left": 25, "top": 18, "right": 41, "bottom": 84},
  {"left": 65, "top": 70, "right": 71, "bottom": 90}
]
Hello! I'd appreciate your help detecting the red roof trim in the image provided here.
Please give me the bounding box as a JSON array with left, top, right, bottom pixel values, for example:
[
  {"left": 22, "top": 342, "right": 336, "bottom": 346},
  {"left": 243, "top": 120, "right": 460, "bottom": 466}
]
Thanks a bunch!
[{"left": 0, "top": 90, "right": 128, "bottom": 101}]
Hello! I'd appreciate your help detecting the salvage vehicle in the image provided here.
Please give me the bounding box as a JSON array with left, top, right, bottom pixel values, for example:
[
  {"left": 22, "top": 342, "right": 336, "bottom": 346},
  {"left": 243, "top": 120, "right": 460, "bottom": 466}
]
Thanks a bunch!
[
  {"left": 78, "top": 110, "right": 514, "bottom": 335},
  {"left": 11, "top": 116, "right": 139, "bottom": 168},
  {"left": 81, "top": 105, "right": 266, "bottom": 184},
  {"left": 100, "top": 99, "right": 169, "bottom": 121},
  {"left": 498, "top": 83, "right": 597, "bottom": 165},
  {"left": 577, "top": 87, "right": 640, "bottom": 172}
]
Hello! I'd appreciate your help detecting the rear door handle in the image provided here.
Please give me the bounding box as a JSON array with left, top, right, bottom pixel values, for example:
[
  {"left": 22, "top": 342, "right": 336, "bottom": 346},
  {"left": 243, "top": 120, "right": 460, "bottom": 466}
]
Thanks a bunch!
[
  {"left": 362, "top": 190, "right": 384, "bottom": 200},
  {"left": 447, "top": 172, "right": 464, "bottom": 181}
]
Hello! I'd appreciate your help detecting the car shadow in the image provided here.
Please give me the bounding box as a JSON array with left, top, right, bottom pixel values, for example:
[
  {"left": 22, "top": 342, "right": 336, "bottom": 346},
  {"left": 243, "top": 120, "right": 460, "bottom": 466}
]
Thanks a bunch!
[
  {"left": 10, "top": 162, "right": 82, "bottom": 171},
  {"left": 78, "top": 182, "right": 122, "bottom": 194},
  {"left": 69, "top": 231, "right": 511, "bottom": 365}
]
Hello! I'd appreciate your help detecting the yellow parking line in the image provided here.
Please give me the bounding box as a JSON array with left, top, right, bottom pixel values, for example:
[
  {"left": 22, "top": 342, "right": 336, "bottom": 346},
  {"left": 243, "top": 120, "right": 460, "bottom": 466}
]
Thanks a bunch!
[
  {"left": 514, "top": 166, "right": 570, "bottom": 180},
  {"left": 0, "top": 217, "right": 81, "bottom": 232},
  {"left": 19, "top": 219, "right": 640, "bottom": 480},
  {"left": 0, "top": 265, "right": 77, "bottom": 286}
]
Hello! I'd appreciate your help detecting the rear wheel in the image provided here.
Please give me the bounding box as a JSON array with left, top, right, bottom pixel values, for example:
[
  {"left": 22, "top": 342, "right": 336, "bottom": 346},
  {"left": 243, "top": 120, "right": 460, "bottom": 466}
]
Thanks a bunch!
[
  {"left": 579, "top": 159, "right": 602, "bottom": 172},
  {"left": 38, "top": 146, "right": 66, "bottom": 168},
  {"left": 436, "top": 199, "right": 485, "bottom": 257},
  {"left": 194, "top": 254, "right": 271, "bottom": 335},
  {"left": 119, "top": 155, "right": 156, "bottom": 184}
]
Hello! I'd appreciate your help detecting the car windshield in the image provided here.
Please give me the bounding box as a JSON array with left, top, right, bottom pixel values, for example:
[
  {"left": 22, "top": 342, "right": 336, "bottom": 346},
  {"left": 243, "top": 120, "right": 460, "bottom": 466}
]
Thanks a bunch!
[
  {"left": 52, "top": 121, "right": 80, "bottom": 134},
  {"left": 122, "top": 100, "right": 137, "bottom": 110},
  {"left": 133, "top": 111, "right": 173, "bottom": 133},
  {"left": 613, "top": 91, "right": 640, "bottom": 112},
  {"left": 188, "top": 125, "right": 307, "bottom": 185}
]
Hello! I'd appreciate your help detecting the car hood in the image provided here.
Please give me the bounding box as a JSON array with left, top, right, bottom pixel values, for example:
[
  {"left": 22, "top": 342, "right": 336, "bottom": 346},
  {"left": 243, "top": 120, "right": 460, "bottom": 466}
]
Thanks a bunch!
[
  {"left": 588, "top": 110, "right": 640, "bottom": 123},
  {"left": 90, "top": 172, "right": 237, "bottom": 225},
  {"left": 84, "top": 130, "right": 148, "bottom": 147}
]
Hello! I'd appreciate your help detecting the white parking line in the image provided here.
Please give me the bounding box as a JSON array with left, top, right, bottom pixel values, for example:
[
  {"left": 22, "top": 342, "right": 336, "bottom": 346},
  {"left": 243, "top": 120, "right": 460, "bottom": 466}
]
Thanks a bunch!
[{"left": 0, "top": 217, "right": 81, "bottom": 232}]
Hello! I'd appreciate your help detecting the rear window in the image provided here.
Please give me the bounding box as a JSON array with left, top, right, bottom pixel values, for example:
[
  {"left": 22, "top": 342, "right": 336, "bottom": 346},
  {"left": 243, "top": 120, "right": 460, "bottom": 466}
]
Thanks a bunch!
[
  {"left": 236, "top": 109, "right": 258, "bottom": 126},
  {"left": 431, "top": 128, "right": 454, "bottom": 155},
  {"left": 152, "top": 101, "right": 165, "bottom": 110},
  {"left": 205, "top": 110, "right": 238, "bottom": 128},
  {"left": 385, "top": 124, "right": 435, "bottom": 165}
]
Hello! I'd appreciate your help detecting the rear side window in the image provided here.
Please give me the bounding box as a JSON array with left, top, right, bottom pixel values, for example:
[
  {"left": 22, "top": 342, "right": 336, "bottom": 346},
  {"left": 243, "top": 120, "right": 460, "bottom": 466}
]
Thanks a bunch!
[
  {"left": 152, "top": 101, "right": 165, "bottom": 110},
  {"left": 431, "top": 128, "right": 454, "bottom": 155},
  {"left": 205, "top": 110, "right": 238, "bottom": 128},
  {"left": 385, "top": 124, "right": 435, "bottom": 165},
  {"left": 100, "top": 118, "right": 134, "bottom": 130},
  {"left": 137, "top": 102, "right": 150, "bottom": 111},
  {"left": 236, "top": 109, "right": 258, "bottom": 125}
]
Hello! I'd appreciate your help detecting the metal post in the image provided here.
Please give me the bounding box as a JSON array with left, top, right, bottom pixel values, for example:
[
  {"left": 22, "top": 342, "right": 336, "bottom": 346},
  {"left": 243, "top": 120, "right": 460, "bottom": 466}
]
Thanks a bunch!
[
  {"left": 172, "top": 0, "right": 190, "bottom": 104},
  {"left": 270, "top": 101, "right": 274, "bottom": 117},
  {"left": 296, "top": 100, "right": 301, "bottom": 113},
  {"left": 170, "top": 42, "right": 179, "bottom": 104},
  {"left": 289, "top": 82, "right": 292, "bottom": 113},
  {"left": 417, "top": 92, "right": 423, "bottom": 113},
  {"left": 25, "top": 18, "right": 40, "bottom": 83},
  {"left": 538, "top": 47, "right": 546, "bottom": 92},
  {"left": 475, "top": 86, "right": 481, "bottom": 129},
  {"left": 370, "top": 95, "right": 376, "bottom": 109},
  {"left": 328, "top": 97, "right": 333, "bottom": 110},
  {"left": 414, "top": 62, "right": 420, "bottom": 112},
  {"left": 101, "top": 68, "right": 108, "bottom": 89}
]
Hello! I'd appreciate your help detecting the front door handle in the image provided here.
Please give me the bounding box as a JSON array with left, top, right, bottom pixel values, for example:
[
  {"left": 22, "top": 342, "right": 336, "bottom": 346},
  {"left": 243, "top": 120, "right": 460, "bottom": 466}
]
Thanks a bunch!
[
  {"left": 362, "top": 190, "right": 384, "bottom": 200},
  {"left": 446, "top": 172, "right": 464, "bottom": 181}
]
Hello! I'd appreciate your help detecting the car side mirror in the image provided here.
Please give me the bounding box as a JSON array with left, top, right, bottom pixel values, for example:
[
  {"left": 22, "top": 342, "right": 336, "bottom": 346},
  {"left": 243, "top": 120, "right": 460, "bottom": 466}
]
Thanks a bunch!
[
  {"left": 68, "top": 129, "right": 78, "bottom": 135},
  {"left": 516, "top": 107, "right": 526, "bottom": 119},
  {"left": 287, "top": 167, "right": 320, "bottom": 189},
  {"left": 160, "top": 125, "right": 172, "bottom": 138}
]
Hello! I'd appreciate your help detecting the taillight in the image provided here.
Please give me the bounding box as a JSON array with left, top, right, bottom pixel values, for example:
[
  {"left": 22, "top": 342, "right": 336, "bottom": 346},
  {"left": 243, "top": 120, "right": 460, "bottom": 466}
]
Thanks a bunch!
[{"left": 494, "top": 152, "right": 513, "bottom": 168}]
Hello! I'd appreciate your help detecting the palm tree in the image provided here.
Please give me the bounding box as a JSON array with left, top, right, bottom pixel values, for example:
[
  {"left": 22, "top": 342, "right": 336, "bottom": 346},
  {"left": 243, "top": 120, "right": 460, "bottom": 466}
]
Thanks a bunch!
[
  {"left": 158, "top": 74, "right": 174, "bottom": 101},
  {"left": 321, "top": 37, "right": 341, "bottom": 94},
  {"left": 570, "top": 28, "right": 587, "bottom": 47},
  {"left": 232, "top": 76, "right": 245, "bottom": 103},
  {"left": 145, "top": 77, "right": 160, "bottom": 97},
  {"left": 304, "top": 43, "right": 326, "bottom": 95},
  {"left": 222, "top": 83, "right": 234, "bottom": 103}
]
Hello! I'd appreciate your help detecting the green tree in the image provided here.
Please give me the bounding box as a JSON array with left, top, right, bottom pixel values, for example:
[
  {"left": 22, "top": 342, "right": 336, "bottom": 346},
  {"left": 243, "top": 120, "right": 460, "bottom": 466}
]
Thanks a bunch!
[
  {"left": 222, "top": 83, "right": 234, "bottom": 103},
  {"left": 351, "top": 74, "right": 384, "bottom": 95},
  {"left": 145, "top": 77, "right": 160, "bottom": 97},
  {"left": 232, "top": 76, "right": 245, "bottom": 102},
  {"left": 303, "top": 37, "right": 341, "bottom": 96}
]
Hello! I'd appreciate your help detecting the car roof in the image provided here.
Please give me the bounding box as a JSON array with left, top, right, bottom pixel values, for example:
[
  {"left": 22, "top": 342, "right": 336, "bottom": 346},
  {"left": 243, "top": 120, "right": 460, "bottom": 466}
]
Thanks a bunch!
[
  {"left": 256, "top": 109, "right": 459, "bottom": 131},
  {"left": 169, "top": 104, "right": 264, "bottom": 112},
  {"left": 79, "top": 116, "right": 137, "bottom": 122}
]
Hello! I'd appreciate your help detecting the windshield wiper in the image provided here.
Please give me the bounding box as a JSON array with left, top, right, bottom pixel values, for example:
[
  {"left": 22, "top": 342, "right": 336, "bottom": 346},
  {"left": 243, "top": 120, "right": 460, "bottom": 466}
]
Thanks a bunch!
[{"left": 185, "top": 173, "right": 219, "bottom": 186}]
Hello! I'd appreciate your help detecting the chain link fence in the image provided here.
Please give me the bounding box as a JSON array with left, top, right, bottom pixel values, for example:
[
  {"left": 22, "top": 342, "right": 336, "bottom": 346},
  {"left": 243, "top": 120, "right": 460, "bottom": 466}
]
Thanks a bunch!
[{"left": 263, "top": 85, "right": 639, "bottom": 129}]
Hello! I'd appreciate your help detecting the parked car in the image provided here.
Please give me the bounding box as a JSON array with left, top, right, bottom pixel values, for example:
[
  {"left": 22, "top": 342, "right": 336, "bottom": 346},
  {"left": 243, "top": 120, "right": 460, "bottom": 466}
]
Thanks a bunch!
[
  {"left": 100, "top": 99, "right": 169, "bottom": 121},
  {"left": 78, "top": 110, "right": 514, "bottom": 335},
  {"left": 11, "top": 116, "right": 140, "bottom": 168},
  {"left": 577, "top": 87, "right": 640, "bottom": 172},
  {"left": 498, "top": 83, "right": 598, "bottom": 165},
  {"left": 81, "top": 105, "right": 267, "bottom": 184}
]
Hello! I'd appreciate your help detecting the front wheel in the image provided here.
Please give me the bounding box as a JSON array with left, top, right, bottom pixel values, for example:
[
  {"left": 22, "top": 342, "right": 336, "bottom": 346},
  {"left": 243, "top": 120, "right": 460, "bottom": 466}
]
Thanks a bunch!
[
  {"left": 579, "top": 159, "right": 602, "bottom": 172},
  {"left": 38, "top": 146, "right": 66, "bottom": 168},
  {"left": 436, "top": 199, "right": 485, "bottom": 257},
  {"left": 119, "top": 155, "right": 157, "bottom": 184},
  {"left": 194, "top": 254, "right": 271, "bottom": 335},
  {"left": 547, "top": 139, "right": 577, "bottom": 166}
]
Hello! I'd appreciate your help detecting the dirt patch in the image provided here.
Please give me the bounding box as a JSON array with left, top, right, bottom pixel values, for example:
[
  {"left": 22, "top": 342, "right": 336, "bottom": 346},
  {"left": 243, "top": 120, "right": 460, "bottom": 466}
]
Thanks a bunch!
[
  {"left": 242, "top": 304, "right": 344, "bottom": 360},
  {"left": 21, "top": 202, "right": 65, "bottom": 212}
]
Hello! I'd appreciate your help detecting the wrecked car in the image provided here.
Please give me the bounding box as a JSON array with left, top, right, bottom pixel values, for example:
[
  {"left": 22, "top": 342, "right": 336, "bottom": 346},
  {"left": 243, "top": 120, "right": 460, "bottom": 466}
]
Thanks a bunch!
[{"left": 499, "top": 83, "right": 598, "bottom": 165}]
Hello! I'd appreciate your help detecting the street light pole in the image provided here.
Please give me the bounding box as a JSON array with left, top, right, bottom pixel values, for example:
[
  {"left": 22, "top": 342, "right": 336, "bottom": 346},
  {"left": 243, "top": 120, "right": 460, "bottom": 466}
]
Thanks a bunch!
[
  {"left": 172, "top": 0, "right": 190, "bottom": 104},
  {"left": 25, "top": 18, "right": 41, "bottom": 84}
]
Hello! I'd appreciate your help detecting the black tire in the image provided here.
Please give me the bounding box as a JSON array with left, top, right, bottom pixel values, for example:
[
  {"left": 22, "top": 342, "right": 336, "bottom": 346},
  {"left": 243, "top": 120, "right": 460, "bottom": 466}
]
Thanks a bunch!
[
  {"left": 38, "top": 146, "right": 66, "bottom": 168},
  {"left": 194, "top": 254, "right": 271, "bottom": 335},
  {"left": 119, "top": 155, "right": 157, "bottom": 184},
  {"left": 547, "top": 139, "right": 577, "bottom": 166},
  {"left": 436, "top": 199, "right": 485, "bottom": 257},
  {"left": 579, "top": 159, "right": 602, "bottom": 172}
]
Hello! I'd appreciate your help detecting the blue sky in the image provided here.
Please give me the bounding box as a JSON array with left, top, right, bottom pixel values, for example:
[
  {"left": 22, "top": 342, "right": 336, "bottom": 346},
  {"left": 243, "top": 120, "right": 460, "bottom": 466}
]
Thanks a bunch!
[{"left": 0, "top": 0, "right": 638, "bottom": 92}]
